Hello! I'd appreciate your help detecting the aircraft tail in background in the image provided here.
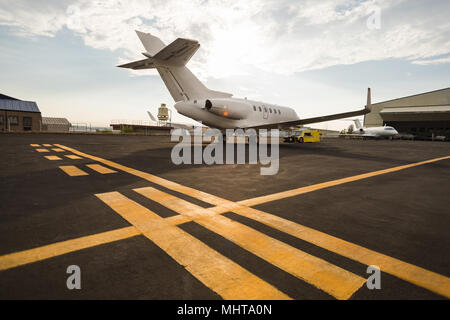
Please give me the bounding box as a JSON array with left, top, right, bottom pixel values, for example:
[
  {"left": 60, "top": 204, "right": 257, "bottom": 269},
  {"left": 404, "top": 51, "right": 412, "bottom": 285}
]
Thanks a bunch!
[
  {"left": 353, "top": 119, "right": 362, "bottom": 129},
  {"left": 147, "top": 111, "right": 157, "bottom": 122}
]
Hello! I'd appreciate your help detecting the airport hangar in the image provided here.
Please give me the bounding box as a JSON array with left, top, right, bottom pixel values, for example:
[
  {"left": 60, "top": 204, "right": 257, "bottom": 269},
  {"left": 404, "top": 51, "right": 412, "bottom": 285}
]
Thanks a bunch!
[
  {"left": 0, "top": 93, "right": 72, "bottom": 133},
  {"left": 0, "top": 93, "right": 42, "bottom": 132},
  {"left": 364, "top": 87, "right": 450, "bottom": 139}
]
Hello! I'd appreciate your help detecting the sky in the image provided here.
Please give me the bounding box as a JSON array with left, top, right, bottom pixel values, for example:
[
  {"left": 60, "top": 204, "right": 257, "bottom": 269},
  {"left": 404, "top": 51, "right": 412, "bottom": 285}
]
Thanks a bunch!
[{"left": 0, "top": 0, "right": 449, "bottom": 130}]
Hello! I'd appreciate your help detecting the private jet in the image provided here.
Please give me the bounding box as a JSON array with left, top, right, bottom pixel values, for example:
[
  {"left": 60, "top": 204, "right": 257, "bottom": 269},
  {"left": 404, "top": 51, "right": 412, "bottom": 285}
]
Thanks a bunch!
[
  {"left": 348, "top": 119, "right": 399, "bottom": 139},
  {"left": 119, "top": 31, "right": 371, "bottom": 132}
]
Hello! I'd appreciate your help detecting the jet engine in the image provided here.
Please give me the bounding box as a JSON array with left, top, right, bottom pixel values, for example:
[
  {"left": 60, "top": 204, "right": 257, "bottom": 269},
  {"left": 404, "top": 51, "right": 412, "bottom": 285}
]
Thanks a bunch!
[{"left": 204, "top": 99, "right": 250, "bottom": 120}]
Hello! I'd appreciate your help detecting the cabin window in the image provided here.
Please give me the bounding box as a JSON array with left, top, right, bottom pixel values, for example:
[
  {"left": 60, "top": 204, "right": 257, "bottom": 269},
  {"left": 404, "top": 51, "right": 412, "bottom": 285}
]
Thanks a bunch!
[
  {"left": 0, "top": 116, "right": 3, "bottom": 125},
  {"left": 278, "top": 109, "right": 281, "bottom": 114},
  {"left": 258, "top": 106, "right": 262, "bottom": 112},
  {"left": 253, "top": 105, "right": 256, "bottom": 111},
  {"left": 264, "top": 107, "right": 267, "bottom": 112},
  {"left": 269, "top": 108, "right": 272, "bottom": 113}
]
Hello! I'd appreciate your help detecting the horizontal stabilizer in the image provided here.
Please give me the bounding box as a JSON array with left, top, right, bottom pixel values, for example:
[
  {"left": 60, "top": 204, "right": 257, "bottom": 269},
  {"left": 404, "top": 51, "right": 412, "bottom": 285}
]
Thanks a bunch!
[
  {"left": 117, "top": 58, "right": 155, "bottom": 70},
  {"left": 153, "top": 38, "right": 200, "bottom": 66}
]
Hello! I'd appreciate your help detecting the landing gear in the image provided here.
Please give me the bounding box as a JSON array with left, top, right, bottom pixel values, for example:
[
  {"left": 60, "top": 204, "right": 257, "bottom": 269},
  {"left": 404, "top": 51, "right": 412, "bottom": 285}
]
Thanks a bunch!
[{"left": 298, "top": 137, "right": 304, "bottom": 143}]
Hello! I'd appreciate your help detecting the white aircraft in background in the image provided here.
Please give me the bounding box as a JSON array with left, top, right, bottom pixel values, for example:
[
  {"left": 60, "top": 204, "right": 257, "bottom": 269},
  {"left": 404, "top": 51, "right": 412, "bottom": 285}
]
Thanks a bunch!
[
  {"left": 119, "top": 31, "right": 371, "bottom": 132},
  {"left": 349, "top": 119, "right": 399, "bottom": 139}
]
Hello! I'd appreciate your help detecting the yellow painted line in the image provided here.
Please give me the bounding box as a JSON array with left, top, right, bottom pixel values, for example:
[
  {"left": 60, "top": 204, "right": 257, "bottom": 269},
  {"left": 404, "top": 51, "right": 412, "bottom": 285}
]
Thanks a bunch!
[
  {"left": 231, "top": 205, "right": 450, "bottom": 299},
  {"left": 43, "top": 144, "right": 52, "bottom": 147},
  {"left": 238, "top": 156, "right": 450, "bottom": 207},
  {"left": 135, "top": 187, "right": 365, "bottom": 300},
  {"left": 86, "top": 164, "right": 117, "bottom": 174},
  {"left": 51, "top": 148, "right": 65, "bottom": 152},
  {"left": 30, "top": 144, "right": 40, "bottom": 147},
  {"left": 55, "top": 144, "right": 229, "bottom": 207},
  {"left": 96, "top": 191, "right": 290, "bottom": 300},
  {"left": 44, "top": 155, "right": 62, "bottom": 161},
  {"left": 65, "top": 155, "right": 83, "bottom": 160},
  {"left": 55, "top": 143, "right": 450, "bottom": 210},
  {"left": 53, "top": 145, "right": 450, "bottom": 297},
  {"left": 59, "top": 165, "right": 89, "bottom": 177},
  {"left": 0, "top": 227, "right": 140, "bottom": 271},
  {"left": 35, "top": 148, "right": 49, "bottom": 153}
]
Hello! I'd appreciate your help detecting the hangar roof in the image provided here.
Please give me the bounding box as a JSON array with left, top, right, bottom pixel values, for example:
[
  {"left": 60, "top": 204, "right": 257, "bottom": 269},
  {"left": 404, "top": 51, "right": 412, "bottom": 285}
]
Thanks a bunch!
[
  {"left": 380, "top": 105, "right": 450, "bottom": 114},
  {"left": 0, "top": 99, "right": 40, "bottom": 113},
  {"left": 42, "top": 117, "right": 71, "bottom": 125}
]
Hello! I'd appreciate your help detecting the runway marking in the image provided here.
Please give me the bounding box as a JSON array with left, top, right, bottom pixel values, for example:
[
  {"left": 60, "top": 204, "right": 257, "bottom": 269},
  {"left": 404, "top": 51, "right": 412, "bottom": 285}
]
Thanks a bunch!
[
  {"left": 96, "top": 191, "right": 290, "bottom": 300},
  {"left": 135, "top": 186, "right": 365, "bottom": 300},
  {"left": 65, "top": 155, "right": 83, "bottom": 160},
  {"left": 55, "top": 144, "right": 229, "bottom": 207},
  {"left": 30, "top": 144, "right": 40, "bottom": 147},
  {"left": 59, "top": 165, "right": 89, "bottom": 177},
  {"left": 51, "top": 148, "right": 65, "bottom": 152},
  {"left": 20, "top": 144, "right": 448, "bottom": 298},
  {"left": 86, "top": 164, "right": 117, "bottom": 174},
  {"left": 0, "top": 226, "right": 140, "bottom": 271},
  {"left": 230, "top": 205, "right": 450, "bottom": 299},
  {"left": 44, "top": 156, "right": 62, "bottom": 161},
  {"left": 55, "top": 144, "right": 450, "bottom": 209},
  {"left": 238, "top": 155, "right": 450, "bottom": 207},
  {"left": 43, "top": 144, "right": 52, "bottom": 147},
  {"left": 35, "top": 148, "right": 49, "bottom": 153}
]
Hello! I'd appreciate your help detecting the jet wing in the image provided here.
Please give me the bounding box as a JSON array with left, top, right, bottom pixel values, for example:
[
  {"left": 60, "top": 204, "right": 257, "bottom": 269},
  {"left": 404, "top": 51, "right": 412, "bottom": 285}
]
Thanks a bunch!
[
  {"left": 245, "top": 106, "right": 370, "bottom": 130},
  {"left": 117, "top": 58, "right": 155, "bottom": 70}
]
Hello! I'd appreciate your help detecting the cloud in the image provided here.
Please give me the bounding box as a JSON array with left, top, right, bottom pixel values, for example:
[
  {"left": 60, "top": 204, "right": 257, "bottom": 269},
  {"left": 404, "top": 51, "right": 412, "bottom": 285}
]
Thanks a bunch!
[
  {"left": 1, "top": 0, "right": 449, "bottom": 78},
  {"left": 412, "top": 56, "right": 450, "bottom": 65}
]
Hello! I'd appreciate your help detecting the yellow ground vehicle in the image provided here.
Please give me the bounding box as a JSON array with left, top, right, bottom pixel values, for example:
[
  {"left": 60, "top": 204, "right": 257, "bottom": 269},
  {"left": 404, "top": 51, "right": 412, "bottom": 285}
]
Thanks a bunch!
[{"left": 283, "top": 129, "right": 321, "bottom": 143}]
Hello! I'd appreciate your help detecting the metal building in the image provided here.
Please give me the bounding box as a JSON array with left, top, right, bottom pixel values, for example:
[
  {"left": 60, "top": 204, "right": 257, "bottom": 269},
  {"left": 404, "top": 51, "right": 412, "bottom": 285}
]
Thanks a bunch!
[
  {"left": 42, "top": 117, "right": 71, "bottom": 132},
  {"left": 0, "top": 93, "right": 42, "bottom": 132},
  {"left": 364, "top": 87, "right": 450, "bottom": 139}
]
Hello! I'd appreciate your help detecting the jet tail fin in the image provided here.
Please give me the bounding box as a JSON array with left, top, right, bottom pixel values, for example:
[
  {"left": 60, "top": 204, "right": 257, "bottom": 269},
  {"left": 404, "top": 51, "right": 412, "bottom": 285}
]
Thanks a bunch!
[
  {"left": 118, "top": 31, "right": 232, "bottom": 102},
  {"left": 147, "top": 111, "right": 157, "bottom": 122},
  {"left": 136, "top": 31, "right": 166, "bottom": 56},
  {"left": 353, "top": 119, "right": 362, "bottom": 129}
]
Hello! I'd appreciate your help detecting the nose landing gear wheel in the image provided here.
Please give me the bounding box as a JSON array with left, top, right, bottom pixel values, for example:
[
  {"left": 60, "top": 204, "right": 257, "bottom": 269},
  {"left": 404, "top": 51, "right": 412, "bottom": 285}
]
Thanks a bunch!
[{"left": 298, "top": 137, "right": 304, "bottom": 143}]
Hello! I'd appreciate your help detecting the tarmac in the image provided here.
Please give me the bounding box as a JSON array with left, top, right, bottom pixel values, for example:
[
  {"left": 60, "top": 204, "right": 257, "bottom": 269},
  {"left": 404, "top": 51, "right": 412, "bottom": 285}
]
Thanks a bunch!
[{"left": 0, "top": 133, "right": 449, "bottom": 299}]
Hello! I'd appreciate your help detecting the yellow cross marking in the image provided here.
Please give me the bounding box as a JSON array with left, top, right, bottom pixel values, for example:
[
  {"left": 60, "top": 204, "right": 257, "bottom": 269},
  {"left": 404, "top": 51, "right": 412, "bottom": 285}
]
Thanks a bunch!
[{"left": 4, "top": 144, "right": 448, "bottom": 299}]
